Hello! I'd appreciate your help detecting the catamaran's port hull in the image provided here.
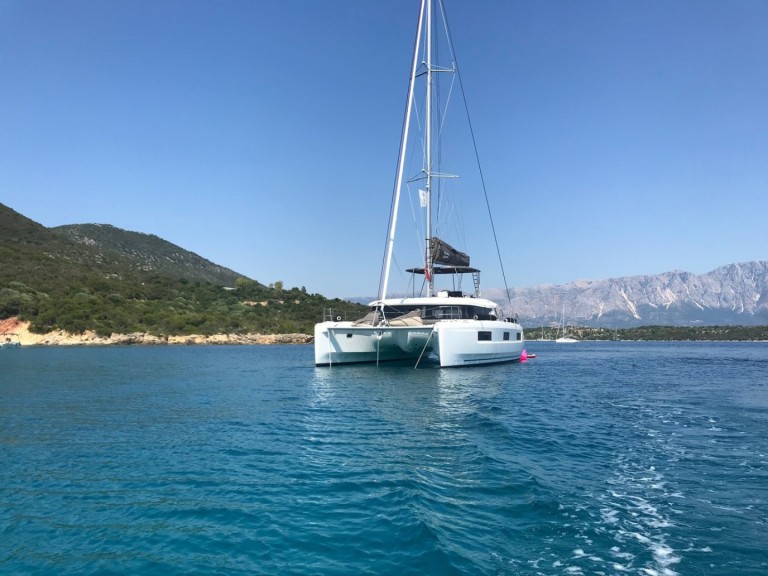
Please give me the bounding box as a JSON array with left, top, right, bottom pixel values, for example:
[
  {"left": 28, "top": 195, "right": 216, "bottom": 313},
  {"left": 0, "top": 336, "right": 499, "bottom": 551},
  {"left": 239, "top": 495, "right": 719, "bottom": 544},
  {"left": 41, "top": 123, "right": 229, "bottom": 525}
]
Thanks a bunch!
[
  {"left": 314, "top": 322, "right": 432, "bottom": 366},
  {"left": 314, "top": 320, "right": 525, "bottom": 368}
]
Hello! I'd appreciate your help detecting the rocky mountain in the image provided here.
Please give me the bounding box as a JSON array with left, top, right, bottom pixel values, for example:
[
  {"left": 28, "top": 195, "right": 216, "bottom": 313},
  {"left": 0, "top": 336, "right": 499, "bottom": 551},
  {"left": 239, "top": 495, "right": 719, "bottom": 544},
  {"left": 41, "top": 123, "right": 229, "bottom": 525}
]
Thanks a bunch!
[{"left": 491, "top": 262, "right": 768, "bottom": 328}]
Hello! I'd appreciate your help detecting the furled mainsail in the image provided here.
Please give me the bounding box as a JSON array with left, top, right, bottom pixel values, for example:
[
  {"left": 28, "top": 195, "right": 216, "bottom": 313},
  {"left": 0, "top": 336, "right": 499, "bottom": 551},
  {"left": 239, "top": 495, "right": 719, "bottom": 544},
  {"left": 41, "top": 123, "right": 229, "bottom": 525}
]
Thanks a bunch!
[{"left": 431, "top": 237, "right": 470, "bottom": 267}]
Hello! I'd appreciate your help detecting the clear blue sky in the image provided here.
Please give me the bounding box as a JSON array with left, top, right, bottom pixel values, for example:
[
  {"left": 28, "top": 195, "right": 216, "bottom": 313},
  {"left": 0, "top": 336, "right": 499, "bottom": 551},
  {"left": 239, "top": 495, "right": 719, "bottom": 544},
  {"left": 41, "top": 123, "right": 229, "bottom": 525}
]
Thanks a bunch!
[{"left": 1, "top": 0, "right": 766, "bottom": 298}]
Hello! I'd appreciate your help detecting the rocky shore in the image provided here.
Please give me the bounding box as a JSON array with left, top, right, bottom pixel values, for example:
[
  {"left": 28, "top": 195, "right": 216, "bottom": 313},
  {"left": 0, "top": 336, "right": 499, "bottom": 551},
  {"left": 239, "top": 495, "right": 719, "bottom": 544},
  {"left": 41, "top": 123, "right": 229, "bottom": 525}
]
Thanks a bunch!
[{"left": 0, "top": 318, "right": 312, "bottom": 346}]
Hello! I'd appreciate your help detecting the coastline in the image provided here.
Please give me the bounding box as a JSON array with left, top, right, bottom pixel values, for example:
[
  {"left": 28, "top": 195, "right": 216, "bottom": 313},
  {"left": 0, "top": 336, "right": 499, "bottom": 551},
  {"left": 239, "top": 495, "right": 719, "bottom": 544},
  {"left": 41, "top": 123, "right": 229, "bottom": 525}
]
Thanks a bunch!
[{"left": 0, "top": 318, "right": 312, "bottom": 346}]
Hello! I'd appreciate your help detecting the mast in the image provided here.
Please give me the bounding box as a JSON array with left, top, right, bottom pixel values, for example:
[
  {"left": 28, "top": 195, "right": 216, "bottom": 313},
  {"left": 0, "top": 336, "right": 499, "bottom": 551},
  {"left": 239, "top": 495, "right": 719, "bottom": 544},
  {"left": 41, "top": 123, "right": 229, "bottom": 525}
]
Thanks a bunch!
[{"left": 425, "top": 0, "right": 434, "bottom": 297}]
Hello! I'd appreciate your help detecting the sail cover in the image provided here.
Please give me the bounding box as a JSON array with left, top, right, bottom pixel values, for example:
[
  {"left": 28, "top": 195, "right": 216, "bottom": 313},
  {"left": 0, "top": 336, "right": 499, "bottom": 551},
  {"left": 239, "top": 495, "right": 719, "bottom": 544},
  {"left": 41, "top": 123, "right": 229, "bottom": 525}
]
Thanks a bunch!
[{"left": 431, "top": 237, "right": 470, "bottom": 267}]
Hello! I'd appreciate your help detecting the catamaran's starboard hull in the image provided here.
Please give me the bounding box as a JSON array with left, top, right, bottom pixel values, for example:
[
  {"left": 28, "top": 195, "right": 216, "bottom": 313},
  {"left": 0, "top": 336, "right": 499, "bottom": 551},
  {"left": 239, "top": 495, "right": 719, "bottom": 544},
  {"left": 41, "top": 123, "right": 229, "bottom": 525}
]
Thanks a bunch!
[
  {"left": 434, "top": 320, "right": 525, "bottom": 367},
  {"left": 314, "top": 320, "right": 525, "bottom": 368}
]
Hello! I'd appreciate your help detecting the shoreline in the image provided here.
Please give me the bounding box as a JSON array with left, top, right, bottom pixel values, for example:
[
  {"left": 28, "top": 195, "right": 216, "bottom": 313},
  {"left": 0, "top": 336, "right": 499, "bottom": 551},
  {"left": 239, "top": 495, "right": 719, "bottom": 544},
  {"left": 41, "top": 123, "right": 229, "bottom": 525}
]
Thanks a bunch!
[
  {"left": 0, "top": 318, "right": 312, "bottom": 346},
  {"left": 4, "top": 318, "right": 765, "bottom": 346}
]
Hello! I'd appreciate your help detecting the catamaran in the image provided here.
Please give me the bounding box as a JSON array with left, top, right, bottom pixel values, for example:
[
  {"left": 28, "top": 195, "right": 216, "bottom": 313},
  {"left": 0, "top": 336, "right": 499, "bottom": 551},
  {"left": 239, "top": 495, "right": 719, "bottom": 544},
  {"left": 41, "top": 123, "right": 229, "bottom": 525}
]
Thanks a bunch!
[{"left": 314, "top": 0, "right": 525, "bottom": 367}]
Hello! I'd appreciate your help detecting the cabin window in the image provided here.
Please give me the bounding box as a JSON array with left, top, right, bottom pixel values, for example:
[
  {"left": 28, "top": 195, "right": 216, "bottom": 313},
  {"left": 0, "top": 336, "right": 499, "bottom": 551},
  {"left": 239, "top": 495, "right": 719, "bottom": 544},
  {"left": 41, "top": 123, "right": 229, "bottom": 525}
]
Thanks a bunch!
[
  {"left": 378, "top": 305, "right": 418, "bottom": 318},
  {"left": 503, "top": 332, "right": 510, "bottom": 341},
  {"left": 423, "top": 306, "right": 462, "bottom": 320},
  {"left": 477, "top": 331, "right": 492, "bottom": 341},
  {"left": 516, "top": 332, "right": 522, "bottom": 341},
  {"left": 466, "top": 306, "right": 493, "bottom": 321},
  {"left": 346, "top": 333, "right": 353, "bottom": 338}
]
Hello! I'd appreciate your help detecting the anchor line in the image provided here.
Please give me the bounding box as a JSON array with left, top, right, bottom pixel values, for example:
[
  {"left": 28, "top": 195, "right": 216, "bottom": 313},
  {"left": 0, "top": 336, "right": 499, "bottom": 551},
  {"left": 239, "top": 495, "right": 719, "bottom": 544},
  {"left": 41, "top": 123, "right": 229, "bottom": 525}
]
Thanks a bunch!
[{"left": 415, "top": 328, "right": 436, "bottom": 369}]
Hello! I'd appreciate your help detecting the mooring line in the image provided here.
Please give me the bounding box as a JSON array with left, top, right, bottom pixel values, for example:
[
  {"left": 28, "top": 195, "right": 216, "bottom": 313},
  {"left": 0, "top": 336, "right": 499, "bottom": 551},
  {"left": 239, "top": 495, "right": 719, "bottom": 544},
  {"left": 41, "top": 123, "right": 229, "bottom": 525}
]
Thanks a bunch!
[{"left": 415, "top": 329, "right": 435, "bottom": 369}]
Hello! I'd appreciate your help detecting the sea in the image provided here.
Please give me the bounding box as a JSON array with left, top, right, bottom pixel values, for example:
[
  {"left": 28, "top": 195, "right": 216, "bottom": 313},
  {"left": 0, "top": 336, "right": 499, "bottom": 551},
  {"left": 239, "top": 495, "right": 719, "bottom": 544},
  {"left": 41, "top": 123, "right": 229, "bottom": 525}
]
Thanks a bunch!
[{"left": 1, "top": 341, "right": 767, "bottom": 575}]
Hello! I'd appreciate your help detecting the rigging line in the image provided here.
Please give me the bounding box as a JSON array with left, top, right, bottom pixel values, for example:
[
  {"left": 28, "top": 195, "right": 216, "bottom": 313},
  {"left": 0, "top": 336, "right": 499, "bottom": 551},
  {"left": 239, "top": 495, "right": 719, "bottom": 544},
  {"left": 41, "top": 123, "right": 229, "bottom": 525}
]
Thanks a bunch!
[
  {"left": 378, "top": 106, "right": 412, "bottom": 299},
  {"left": 441, "top": 0, "right": 514, "bottom": 310},
  {"left": 378, "top": 0, "right": 426, "bottom": 301},
  {"left": 434, "top": 39, "right": 458, "bottom": 240},
  {"left": 434, "top": 74, "right": 458, "bottom": 242},
  {"left": 414, "top": 328, "right": 435, "bottom": 369},
  {"left": 405, "top": 182, "right": 425, "bottom": 259},
  {"left": 433, "top": 13, "right": 442, "bottom": 231},
  {"left": 413, "top": 92, "right": 426, "bottom": 180}
]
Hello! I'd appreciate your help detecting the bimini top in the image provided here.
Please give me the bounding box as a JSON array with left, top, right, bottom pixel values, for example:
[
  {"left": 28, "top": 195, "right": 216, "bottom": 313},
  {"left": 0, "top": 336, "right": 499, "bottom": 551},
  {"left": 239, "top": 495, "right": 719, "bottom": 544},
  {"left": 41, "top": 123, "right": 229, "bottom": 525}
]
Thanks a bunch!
[{"left": 405, "top": 266, "right": 480, "bottom": 275}]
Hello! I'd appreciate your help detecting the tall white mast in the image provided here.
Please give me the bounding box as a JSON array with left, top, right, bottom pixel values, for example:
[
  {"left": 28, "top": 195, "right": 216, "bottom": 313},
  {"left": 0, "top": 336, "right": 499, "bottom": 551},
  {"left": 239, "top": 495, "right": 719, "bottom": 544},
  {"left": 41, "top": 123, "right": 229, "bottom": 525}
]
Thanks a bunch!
[
  {"left": 378, "top": 0, "right": 426, "bottom": 301},
  {"left": 425, "top": 0, "right": 434, "bottom": 297}
]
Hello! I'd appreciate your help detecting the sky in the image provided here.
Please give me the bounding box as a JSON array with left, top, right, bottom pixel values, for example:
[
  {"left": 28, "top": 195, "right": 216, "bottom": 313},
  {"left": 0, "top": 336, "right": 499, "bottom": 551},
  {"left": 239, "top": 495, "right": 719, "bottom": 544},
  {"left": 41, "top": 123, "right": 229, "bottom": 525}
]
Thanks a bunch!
[{"left": 1, "top": 0, "right": 766, "bottom": 299}]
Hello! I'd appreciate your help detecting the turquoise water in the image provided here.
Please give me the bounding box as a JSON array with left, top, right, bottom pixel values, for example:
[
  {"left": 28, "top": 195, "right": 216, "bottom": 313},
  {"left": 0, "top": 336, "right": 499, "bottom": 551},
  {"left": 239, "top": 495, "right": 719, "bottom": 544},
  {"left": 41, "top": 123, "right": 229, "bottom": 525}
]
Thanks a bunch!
[{"left": 1, "top": 342, "right": 767, "bottom": 575}]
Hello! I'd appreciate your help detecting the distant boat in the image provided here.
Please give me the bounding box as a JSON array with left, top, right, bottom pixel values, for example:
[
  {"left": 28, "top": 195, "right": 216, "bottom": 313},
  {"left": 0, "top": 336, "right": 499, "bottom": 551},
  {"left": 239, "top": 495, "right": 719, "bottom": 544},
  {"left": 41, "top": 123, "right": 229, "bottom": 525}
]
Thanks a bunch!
[
  {"left": 313, "top": 0, "right": 525, "bottom": 367},
  {"left": 555, "top": 307, "right": 578, "bottom": 343},
  {"left": 1, "top": 333, "right": 21, "bottom": 348}
]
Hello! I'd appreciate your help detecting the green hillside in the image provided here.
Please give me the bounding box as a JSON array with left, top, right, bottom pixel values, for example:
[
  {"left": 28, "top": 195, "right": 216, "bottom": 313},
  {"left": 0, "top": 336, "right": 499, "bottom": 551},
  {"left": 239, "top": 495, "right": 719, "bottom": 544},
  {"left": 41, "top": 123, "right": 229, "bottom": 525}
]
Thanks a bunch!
[
  {"left": 53, "top": 224, "right": 242, "bottom": 286},
  {"left": 0, "top": 204, "right": 365, "bottom": 336}
]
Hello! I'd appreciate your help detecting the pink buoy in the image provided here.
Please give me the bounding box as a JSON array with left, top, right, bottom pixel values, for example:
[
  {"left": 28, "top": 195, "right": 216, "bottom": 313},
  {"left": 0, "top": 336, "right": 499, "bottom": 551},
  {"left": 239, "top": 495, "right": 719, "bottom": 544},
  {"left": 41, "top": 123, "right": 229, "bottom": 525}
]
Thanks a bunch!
[{"left": 520, "top": 349, "right": 528, "bottom": 362}]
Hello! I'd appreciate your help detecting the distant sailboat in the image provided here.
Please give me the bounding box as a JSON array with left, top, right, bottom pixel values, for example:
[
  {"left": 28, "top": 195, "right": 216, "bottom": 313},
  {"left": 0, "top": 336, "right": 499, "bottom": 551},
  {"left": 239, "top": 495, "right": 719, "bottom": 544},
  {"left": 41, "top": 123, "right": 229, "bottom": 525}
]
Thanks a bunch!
[{"left": 555, "top": 306, "right": 578, "bottom": 343}]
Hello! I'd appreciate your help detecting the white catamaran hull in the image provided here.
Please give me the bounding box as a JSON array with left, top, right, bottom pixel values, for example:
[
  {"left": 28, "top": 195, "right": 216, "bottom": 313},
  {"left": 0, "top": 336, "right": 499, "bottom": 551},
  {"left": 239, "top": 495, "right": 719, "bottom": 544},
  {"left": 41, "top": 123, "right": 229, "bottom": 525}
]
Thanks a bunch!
[
  {"left": 314, "top": 322, "right": 433, "bottom": 365},
  {"left": 434, "top": 320, "right": 525, "bottom": 366},
  {"left": 314, "top": 320, "right": 524, "bottom": 368}
]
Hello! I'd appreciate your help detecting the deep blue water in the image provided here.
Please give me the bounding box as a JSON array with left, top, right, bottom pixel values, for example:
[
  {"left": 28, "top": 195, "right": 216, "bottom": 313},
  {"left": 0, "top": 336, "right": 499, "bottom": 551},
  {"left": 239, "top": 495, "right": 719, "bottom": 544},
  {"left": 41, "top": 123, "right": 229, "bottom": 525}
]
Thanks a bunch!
[{"left": 1, "top": 341, "right": 767, "bottom": 575}]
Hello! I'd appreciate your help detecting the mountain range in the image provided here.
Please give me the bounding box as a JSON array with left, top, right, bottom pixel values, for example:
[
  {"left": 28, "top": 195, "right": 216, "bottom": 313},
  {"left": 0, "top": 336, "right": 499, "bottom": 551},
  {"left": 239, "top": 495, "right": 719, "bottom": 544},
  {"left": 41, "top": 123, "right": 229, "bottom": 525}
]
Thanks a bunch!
[
  {"left": 489, "top": 262, "right": 768, "bottom": 328},
  {"left": 2, "top": 202, "right": 766, "bottom": 330}
]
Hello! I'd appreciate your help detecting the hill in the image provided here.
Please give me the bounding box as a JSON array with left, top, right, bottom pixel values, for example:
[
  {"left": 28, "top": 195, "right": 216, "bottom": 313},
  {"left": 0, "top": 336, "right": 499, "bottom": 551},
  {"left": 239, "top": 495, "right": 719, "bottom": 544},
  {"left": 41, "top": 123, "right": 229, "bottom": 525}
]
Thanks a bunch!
[
  {"left": 53, "top": 224, "right": 241, "bottom": 286},
  {"left": 0, "top": 203, "right": 365, "bottom": 336}
]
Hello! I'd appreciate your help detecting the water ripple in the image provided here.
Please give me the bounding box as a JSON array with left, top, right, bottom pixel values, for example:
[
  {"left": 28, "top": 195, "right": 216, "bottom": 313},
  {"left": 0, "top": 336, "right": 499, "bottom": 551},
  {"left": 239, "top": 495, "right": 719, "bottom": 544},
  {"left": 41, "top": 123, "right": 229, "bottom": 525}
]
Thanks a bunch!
[{"left": 2, "top": 343, "right": 768, "bottom": 574}]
